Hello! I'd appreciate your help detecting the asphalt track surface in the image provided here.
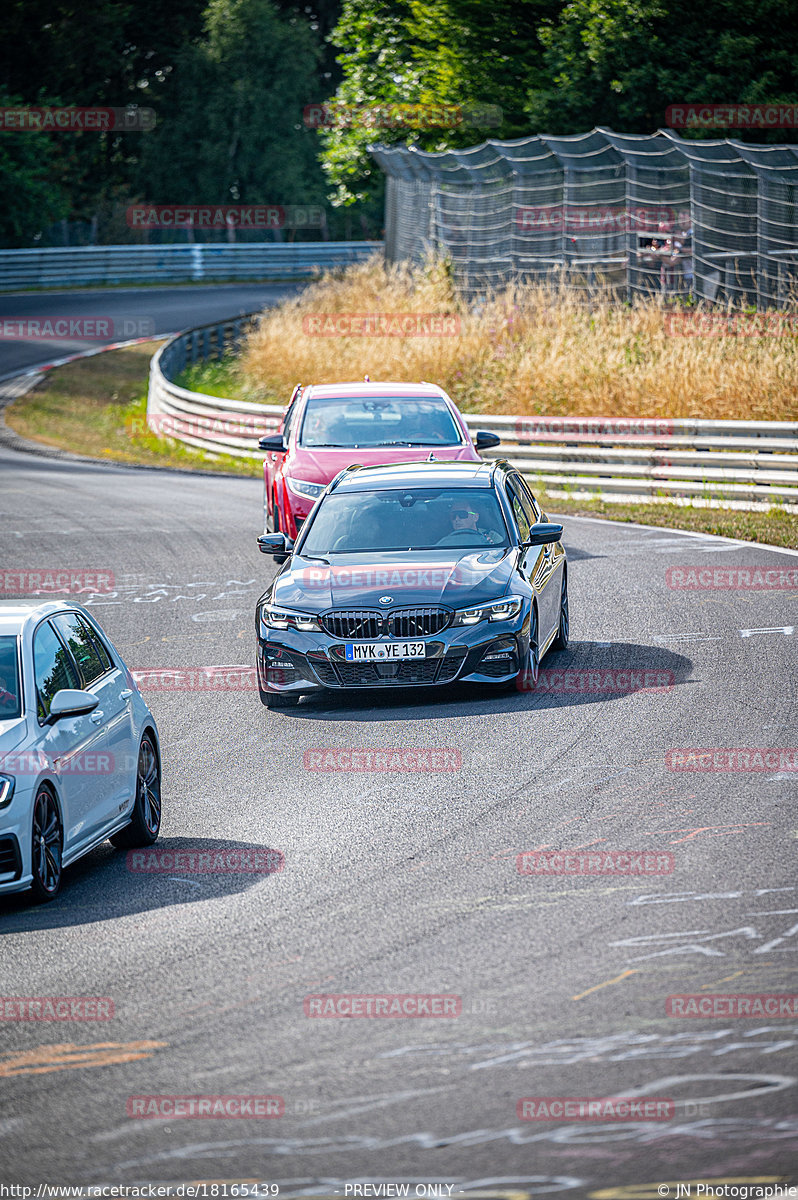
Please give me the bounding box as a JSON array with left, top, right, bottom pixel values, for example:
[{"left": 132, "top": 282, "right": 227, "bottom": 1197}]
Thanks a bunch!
[
  {"left": 1, "top": 441, "right": 797, "bottom": 1197},
  {"left": 0, "top": 284, "right": 299, "bottom": 378},
  {"left": 0, "top": 283, "right": 797, "bottom": 1196}
]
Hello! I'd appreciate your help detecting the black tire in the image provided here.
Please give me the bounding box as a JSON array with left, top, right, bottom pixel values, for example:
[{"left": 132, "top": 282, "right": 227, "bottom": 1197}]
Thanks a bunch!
[
  {"left": 551, "top": 571, "right": 569, "bottom": 652},
  {"left": 111, "top": 733, "right": 161, "bottom": 849},
  {"left": 30, "top": 785, "right": 63, "bottom": 903},
  {"left": 514, "top": 604, "right": 540, "bottom": 693}
]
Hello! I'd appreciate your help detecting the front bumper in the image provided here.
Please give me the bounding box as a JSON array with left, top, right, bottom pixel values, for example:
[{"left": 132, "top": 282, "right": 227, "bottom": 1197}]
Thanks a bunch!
[
  {"left": 0, "top": 775, "right": 35, "bottom": 894},
  {"left": 256, "top": 617, "right": 527, "bottom": 695}
]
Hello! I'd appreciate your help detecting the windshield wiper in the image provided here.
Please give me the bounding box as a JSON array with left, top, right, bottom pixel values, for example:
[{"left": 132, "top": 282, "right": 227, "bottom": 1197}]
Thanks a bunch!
[{"left": 299, "top": 554, "right": 329, "bottom": 564}]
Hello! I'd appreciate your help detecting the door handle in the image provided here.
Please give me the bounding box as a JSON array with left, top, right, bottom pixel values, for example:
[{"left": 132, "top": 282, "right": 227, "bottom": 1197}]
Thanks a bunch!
[
  {"left": 119, "top": 690, "right": 133, "bottom": 700},
  {"left": 90, "top": 711, "right": 104, "bottom": 724}
]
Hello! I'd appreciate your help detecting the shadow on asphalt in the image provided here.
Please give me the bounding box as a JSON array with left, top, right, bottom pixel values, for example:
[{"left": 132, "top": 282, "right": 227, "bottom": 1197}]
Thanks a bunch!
[
  {"left": 0, "top": 837, "right": 282, "bottom": 931},
  {"left": 558, "top": 543, "right": 605, "bottom": 563},
  {"left": 280, "top": 640, "right": 693, "bottom": 722}
]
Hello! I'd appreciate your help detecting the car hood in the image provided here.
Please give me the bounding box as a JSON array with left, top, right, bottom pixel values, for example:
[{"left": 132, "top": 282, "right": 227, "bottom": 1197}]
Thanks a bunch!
[
  {"left": 274, "top": 548, "right": 516, "bottom": 612},
  {"left": 290, "top": 444, "right": 477, "bottom": 483}
]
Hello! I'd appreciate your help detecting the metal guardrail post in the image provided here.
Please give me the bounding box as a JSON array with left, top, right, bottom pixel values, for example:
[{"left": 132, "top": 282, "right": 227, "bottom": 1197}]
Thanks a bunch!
[{"left": 0, "top": 241, "right": 383, "bottom": 290}]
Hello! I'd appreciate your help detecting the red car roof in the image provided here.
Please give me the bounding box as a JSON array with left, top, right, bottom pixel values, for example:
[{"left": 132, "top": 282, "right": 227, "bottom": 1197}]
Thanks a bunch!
[{"left": 306, "top": 381, "right": 447, "bottom": 400}]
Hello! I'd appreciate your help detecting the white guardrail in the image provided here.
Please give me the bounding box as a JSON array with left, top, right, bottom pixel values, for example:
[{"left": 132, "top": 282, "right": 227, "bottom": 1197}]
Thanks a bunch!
[
  {"left": 0, "top": 242, "right": 382, "bottom": 289},
  {"left": 148, "top": 313, "right": 798, "bottom": 513}
]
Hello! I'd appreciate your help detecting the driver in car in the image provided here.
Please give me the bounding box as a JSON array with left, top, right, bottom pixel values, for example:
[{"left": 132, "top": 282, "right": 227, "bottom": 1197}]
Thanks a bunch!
[{"left": 437, "top": 502, "right": 503, "bottom": 546}]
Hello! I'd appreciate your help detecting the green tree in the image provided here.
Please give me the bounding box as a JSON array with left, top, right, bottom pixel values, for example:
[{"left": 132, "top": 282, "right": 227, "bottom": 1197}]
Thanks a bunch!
[
  {"left": 0, "top": 0, "right": 208, "bottom": 226},
  {"left": 0, "top": 98, "right": 68, "bottom": 246},
  {"left": 527, "top": 0, "right": 798, "bottom": 140},
  {"left": 320, "top": 0, "right": 562, "bottom": 204},
  {"left": 138, "top": 0, "right": 329, "bottom": 213},
  {"left": 409, "top": 0, "right": 560, "bottom": 135}
]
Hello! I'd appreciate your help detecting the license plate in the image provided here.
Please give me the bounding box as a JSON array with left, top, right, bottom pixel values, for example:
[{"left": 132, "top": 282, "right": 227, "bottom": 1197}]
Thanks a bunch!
[{"left": 345, "top": 642, "right": 426, "bottom": 662}]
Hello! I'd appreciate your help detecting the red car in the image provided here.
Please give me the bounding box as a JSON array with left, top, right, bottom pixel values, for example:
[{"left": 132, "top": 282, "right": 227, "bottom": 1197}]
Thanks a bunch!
[{"left": 259, "top": 381, "right": 500, "bottom": 540}]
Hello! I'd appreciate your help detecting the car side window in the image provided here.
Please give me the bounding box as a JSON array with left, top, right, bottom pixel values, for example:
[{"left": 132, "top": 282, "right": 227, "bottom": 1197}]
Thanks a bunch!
[
  {"left": 81, "top": 615, "right": 114, "bottom": 672},
  {"left": 506, "top": 481, "right": 531, "bottom": 542},
  {"left": 33, "top": 621, "right": 80, "bottom": 723},
  {"left": 515, "top": 476, "right": 541, "bottom": 526},
  {"left": 51, "top": 613, "right": 109, "bottom": 687}
]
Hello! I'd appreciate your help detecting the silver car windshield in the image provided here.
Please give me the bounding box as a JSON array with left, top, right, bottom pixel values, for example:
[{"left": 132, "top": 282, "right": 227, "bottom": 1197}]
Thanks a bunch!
[
  {"left": 301, "top": 488, "right": 510, "bottom": 554},
  {"left": 0, "top": 635, "right": 22, "bottom": 720},
  {"left": 299, "top": 397, "right": 463, "bottom": 448}
]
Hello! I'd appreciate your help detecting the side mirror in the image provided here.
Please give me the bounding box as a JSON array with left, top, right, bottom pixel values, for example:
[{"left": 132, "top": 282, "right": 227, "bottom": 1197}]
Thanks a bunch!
[
  {"left": 475, "top": 430, "right": 501, "bottom": 450},
  {"left": 257, "top": 532, "right": 294, "bottom": 562},
  {"left": 47, "top": 688, "right": 99, "bottom": 724},
  {"left": 259, "top": 433, "right": 287, "bottom": 453},
  {"left": 523, "top": 522, "right": 563, "bottom": 547}
]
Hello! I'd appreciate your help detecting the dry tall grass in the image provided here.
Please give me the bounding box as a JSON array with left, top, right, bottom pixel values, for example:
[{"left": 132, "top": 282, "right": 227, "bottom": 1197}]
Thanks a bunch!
[{"left": 239, "top": 256, "right": 798, "bottom": 420}]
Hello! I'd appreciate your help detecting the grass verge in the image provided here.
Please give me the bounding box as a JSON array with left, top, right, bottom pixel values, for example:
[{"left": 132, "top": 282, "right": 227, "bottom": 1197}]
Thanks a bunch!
[
  {"left": 4, "top": 338, "right": 796, "bottom": 548},
  {"left": 4, "top": 342, "right": 261, "bottom": 477},
  {"left": 541, "top": 495, "right": 798, "bottom": 549},
  {"left": 237, "top": 256, "right": 798, "bottom": 421}
]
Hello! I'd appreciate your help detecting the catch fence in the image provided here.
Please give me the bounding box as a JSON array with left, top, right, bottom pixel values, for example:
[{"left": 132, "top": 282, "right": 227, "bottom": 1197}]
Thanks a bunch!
[{"left": 371, "top": 128, "right": 798, "bottom": 307}]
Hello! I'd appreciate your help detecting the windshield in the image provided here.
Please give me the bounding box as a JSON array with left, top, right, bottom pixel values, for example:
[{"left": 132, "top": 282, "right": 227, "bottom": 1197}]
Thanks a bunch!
[
  {"left": 301, "top": 488, "right": 510, "bottom": 554},
  {"left": 299, "top": 396, "right": 463, "bottom": 448},
  {"left": 0, "top": 635, "right": 22, "bottom": 720}
]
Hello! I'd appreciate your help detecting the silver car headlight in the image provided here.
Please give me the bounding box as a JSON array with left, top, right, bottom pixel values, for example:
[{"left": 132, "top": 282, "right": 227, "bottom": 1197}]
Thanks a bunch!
[
  {"left": 0, "top": 774, "right": 15, "bottom": 808},
  {"left": 452, "top": 596, "right": 523, "bottom": 626},
  {"left": 286, "top": 477, "right": 325, "bottom": 499},
  {"left": 263, "top": 605, "right": 321, "bottom": 632}
]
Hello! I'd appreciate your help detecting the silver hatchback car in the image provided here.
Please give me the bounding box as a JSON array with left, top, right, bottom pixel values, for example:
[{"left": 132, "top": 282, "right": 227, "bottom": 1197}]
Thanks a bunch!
[{"left": 0, "top": 601, "right": 161, "bottom": 903}]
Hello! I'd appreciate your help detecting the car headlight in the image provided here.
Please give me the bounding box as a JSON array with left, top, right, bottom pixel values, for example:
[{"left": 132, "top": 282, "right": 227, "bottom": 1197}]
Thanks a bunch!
[
  {"left": 0, "top": 774, "right": 15, "bottom": 808},
  {"left": 452, "top": 596, "right": 523, "bottom": 626},
  {"left": 286, "top": 477, "right": 325, "bottom": 499},
  {"left": 263, "top": 605, "right": 320, "bottom": 632}
]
